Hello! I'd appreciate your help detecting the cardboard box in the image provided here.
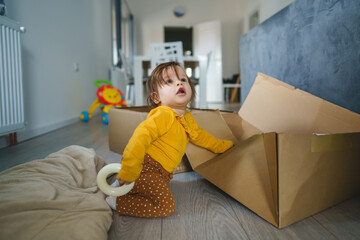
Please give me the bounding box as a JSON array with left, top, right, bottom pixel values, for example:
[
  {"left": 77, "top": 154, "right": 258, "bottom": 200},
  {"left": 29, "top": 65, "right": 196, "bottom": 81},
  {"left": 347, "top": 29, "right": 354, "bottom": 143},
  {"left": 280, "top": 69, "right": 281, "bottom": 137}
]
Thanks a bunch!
[{"left": 108, "top": 73, "right": 360, "bottom": 228}]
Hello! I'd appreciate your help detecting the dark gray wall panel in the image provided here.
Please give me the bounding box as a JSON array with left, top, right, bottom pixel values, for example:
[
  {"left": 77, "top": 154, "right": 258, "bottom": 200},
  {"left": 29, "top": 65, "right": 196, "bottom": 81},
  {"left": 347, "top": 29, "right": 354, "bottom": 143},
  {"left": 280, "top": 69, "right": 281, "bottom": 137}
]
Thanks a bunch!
[{"left": 240, "top": 0, "right": 360, "bottom": 114}]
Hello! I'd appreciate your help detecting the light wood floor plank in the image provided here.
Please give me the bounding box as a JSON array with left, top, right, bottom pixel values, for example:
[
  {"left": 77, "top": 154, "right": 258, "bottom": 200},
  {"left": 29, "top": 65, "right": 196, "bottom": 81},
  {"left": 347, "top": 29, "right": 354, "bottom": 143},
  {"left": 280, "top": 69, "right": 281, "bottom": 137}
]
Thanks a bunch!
[
  {"left": 313, "top": 196, "right": 360, "bottom": 240},
  {"left": 108, "top": 215, "right": 162, "bottom": 239},
  {"left": 221, "top": 189, "right": 337, "bottom": 240},
  {"left": 162, "top": 171, "right": 249, "bottom": 240}
]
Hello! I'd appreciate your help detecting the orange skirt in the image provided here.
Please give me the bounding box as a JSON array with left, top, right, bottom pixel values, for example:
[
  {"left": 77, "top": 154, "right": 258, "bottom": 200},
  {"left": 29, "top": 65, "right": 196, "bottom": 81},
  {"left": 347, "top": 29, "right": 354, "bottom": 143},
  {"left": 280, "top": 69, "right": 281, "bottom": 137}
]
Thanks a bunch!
[{"left": 116, "top": 154, "right": 175, "bottom": 218}]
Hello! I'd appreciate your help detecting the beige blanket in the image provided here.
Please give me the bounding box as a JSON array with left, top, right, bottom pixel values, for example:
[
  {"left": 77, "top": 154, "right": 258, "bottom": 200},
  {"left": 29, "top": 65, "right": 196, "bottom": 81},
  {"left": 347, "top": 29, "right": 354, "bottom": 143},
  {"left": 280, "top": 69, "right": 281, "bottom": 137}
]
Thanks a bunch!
[{"left": 0, "top": 145, "right": 113, "bottom": 240}]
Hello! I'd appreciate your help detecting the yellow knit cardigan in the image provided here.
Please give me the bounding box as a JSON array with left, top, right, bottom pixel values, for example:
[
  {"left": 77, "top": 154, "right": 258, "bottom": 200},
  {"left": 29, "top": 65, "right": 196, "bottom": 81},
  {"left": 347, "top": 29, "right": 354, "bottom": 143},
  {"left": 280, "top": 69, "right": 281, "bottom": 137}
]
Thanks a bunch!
[{"left": 118, "top": 106, "right": 233, "bottom": 182}]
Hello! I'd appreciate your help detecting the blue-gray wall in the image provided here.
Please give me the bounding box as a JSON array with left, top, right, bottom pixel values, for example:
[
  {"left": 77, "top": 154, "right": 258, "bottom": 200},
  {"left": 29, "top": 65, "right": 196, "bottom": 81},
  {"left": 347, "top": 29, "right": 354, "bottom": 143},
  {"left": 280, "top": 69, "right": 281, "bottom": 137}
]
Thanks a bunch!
[{"left": 239, "top": 0, "right": 360, "bottom": 114}]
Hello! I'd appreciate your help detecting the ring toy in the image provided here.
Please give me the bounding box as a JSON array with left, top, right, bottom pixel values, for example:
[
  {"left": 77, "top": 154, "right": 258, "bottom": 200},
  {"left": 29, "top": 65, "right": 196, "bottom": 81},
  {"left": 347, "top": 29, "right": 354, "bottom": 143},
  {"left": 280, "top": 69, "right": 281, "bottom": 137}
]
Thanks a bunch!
[{"left": 97, "top": 163, "right": 135, "bottom": 196}]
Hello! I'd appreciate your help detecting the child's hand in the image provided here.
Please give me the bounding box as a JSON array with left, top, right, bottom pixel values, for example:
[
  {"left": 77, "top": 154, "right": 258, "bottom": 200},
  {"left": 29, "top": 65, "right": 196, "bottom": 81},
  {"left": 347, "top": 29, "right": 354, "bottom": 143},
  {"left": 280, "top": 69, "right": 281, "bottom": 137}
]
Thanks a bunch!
[{"left": 117, "top": 178, "right": 133, "bottom": 186}]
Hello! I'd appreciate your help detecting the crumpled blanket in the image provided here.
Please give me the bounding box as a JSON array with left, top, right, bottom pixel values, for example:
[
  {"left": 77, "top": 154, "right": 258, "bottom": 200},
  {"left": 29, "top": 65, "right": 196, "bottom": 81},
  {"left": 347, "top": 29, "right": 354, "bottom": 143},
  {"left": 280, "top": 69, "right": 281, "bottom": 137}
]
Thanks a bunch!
[{"left": 0, "top": 145, "right": 113, "bottom": 240}]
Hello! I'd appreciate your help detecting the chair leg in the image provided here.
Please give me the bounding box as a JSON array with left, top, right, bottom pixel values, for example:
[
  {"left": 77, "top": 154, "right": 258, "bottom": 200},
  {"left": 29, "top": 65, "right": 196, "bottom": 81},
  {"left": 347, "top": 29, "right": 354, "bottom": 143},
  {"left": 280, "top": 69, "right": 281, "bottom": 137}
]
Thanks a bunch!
[
  {"left": 125, "top": 84, "right": 131, "bottom": 105},
  {"left": 230, "top": 75, "right": 241, "bottom": 103},
  {"left": 9, "top": 132, "right": 18, "bottom": 146},
  {"left": 126, "top": 85, "right": 130, "bottom": 102},
  {"left": 126, "top": 84, "right": 134, "bottom": 106}
]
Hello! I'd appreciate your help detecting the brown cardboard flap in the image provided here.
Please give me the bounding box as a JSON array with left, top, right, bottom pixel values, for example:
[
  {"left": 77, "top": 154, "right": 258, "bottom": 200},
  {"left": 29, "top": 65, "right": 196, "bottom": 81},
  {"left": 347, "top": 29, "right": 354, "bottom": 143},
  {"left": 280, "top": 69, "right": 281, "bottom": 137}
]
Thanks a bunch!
[
  {"left": 194, "top": 134, "right": 278, "bottom": 227},
  {"left": 220, "top": 112, "right": 262, "bottom": 141},
  {"left": 186, "top": 110, "right": 238, "bottom": 169},
  {"left": 108, "top": 108, "right": 148, "bottom": 153},
  {"left": 173, "top": 155, "right": 193, "bottom": 174},
  {"left": 263, "top": 132, "right": 278, "bottom": 218},
  {"left": 117, "top": 106, "right": 151, "bottom": 113},
  {"left": 239, "top": 73, "right": 360, "bottom": 134},
  {"left": 278, "top": 133, "right": 360, "bottom": 228}
]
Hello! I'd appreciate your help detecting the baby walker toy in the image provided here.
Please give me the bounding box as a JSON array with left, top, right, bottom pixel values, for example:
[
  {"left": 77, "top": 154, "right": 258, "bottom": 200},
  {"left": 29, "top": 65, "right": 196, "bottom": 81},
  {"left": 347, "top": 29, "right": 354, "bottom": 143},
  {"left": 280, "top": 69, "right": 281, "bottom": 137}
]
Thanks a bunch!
[{"left": 80, "top": 80, "right": 127, "bottom": 124}]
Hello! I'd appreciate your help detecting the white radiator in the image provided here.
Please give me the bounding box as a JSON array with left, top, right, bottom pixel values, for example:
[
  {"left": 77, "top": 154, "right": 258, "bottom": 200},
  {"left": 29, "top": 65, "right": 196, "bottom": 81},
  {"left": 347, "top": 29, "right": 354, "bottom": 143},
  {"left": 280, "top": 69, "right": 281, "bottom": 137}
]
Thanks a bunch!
[{"left": 0, "top": 16, "right": 25, "bottom": 136}]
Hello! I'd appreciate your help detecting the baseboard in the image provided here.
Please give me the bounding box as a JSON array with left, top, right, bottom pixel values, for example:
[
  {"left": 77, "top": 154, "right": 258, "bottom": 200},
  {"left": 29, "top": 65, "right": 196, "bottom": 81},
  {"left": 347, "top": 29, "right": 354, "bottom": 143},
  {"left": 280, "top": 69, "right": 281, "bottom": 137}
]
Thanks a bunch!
[
  {"left": 0, "top": 117, "right": 79, "bottom": 150},
  {"left": 0, "top": 136, "right": 8, "bottom": 149}
]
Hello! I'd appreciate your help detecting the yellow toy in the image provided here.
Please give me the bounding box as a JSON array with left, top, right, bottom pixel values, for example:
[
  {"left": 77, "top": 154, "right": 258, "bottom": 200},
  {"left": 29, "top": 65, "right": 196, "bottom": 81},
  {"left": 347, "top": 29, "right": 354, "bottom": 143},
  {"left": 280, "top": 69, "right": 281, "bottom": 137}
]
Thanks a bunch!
[{"left": 80, "top": 80, "right": 127, "bottom": 124}]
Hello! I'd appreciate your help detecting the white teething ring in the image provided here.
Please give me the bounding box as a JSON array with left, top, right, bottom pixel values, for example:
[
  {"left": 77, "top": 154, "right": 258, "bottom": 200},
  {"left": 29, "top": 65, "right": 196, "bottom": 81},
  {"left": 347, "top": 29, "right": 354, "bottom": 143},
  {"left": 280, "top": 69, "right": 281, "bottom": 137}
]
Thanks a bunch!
[{"left": 97, "top": 163, "right": 135, "bottom": 196}]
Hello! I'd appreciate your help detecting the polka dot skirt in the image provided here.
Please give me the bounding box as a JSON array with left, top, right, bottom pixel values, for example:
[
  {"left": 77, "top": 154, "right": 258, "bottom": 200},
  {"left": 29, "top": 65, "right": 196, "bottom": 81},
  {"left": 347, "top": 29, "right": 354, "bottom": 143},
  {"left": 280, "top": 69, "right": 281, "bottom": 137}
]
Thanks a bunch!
[{"left": 116, "top": 154, "right": 175, "bottom": 218}]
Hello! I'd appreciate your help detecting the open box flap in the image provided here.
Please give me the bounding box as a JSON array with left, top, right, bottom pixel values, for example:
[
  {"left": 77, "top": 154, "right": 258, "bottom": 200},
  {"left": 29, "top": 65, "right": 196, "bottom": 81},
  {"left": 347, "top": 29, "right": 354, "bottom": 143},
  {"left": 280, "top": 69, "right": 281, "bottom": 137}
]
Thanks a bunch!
[
  {"left": 186, "top": 110, "right": 280, "bottom": 226},
  {"left": 185, "top": 110, "right": 238, "bottom": 169},
  {"left": 263, "top": 132, "right": 279, "bottom": 220},
  {"left": 109, "top": 108, "right": 148, "bottom": 153},
  {"left": 239, "top": 73, "right": 360, "bottom": 134},
  {"left": 220, "top": 112, "right": 262, "bottom": 141},
  {"left": 220, "top": 112, "right": 279, "bottom": 215},
  {"left": 193, "top": 134, "right": 279, "bottom": 227}
]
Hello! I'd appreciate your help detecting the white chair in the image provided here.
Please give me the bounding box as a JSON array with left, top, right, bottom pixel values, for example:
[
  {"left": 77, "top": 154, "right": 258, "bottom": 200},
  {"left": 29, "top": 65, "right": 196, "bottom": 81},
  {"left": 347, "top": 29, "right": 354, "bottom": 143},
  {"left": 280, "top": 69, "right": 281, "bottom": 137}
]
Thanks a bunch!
[{"left": 149, "top": 41, "right": 184, "bottom": 71}]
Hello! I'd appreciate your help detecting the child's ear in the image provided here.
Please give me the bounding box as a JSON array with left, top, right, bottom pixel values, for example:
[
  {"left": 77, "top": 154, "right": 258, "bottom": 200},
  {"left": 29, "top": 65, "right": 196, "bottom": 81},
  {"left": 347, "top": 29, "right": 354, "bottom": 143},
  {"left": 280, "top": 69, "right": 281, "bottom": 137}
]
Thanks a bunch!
[{"left": 151, "top": 92, "right": 161, "bottom": 104}]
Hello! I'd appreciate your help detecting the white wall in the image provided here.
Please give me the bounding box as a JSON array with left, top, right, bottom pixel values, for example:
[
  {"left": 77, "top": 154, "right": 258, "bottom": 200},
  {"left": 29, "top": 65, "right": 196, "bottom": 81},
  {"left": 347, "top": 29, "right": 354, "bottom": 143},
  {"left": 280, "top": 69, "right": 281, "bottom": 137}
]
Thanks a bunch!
[
  {"left": 128, "top": 0, "right": 293, "bottom": 80},
  {"left": 0, "top": 0, "right": 293, "bottom": 148},
  {"left": 243, "top": 0, "right": 294, "bottom": 33},
  {"left": 128, "top": 0, "right": 247, "bottom": 80},
  {"left": 1, "top": 0, "right": 112, "bottom": 148}
]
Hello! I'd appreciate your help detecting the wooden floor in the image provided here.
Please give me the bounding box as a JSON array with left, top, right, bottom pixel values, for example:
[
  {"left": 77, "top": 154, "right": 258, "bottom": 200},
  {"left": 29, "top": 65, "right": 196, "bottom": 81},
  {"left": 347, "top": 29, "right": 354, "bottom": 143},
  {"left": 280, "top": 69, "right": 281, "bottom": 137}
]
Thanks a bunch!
[{"left": 0, "top": 105, "right": 359, "bottom": 240}]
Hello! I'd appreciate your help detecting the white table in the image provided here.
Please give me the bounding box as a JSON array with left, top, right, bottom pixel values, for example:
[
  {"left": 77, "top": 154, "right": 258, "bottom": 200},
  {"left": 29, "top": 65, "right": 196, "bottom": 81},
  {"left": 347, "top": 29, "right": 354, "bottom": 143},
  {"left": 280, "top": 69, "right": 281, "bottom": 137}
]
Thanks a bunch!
[{"left": 134, "top": 56, "right": 208, "bottom": 108}]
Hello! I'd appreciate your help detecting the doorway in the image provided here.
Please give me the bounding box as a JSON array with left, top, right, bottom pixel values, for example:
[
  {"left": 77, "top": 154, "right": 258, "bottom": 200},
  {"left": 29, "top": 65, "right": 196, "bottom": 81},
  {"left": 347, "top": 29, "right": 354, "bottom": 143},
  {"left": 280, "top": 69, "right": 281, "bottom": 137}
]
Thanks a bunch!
[{"left": 164, "top": 27, "right": 193, "bottom": 56}]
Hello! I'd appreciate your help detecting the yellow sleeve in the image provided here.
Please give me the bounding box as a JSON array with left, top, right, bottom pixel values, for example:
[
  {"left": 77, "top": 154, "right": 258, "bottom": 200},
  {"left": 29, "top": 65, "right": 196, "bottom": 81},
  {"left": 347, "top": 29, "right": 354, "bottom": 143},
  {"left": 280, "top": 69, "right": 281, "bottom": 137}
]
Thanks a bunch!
[
  {"left": 186, "top": 113, "right": 234, "bottom": 153},
  {"left": 117, "top": 108, "right": 175, "bottom": 181}
]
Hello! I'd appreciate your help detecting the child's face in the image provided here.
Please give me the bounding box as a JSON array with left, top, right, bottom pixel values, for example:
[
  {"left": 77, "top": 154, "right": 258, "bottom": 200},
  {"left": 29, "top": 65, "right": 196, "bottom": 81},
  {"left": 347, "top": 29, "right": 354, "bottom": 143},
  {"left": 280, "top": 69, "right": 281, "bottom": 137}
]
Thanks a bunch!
[{"left": 154, "top": 66, "right": 192, "bottom": 110}]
